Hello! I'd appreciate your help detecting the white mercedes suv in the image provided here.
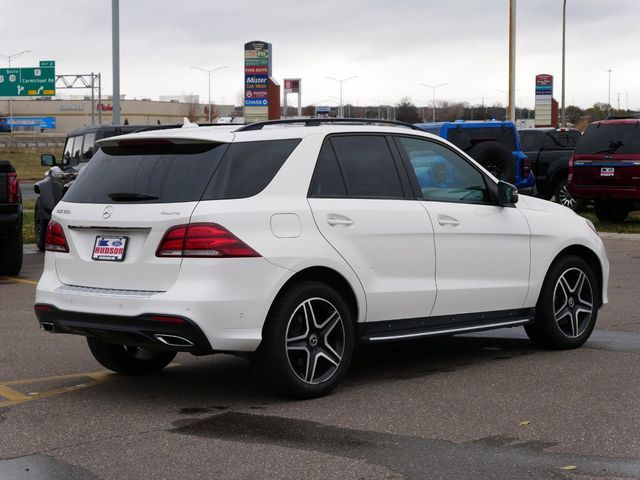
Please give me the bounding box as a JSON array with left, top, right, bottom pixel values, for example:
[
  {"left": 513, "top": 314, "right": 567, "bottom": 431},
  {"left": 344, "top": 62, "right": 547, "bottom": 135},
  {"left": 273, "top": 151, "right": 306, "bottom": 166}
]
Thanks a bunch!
[{"left": 35, "top": 119, "right": 609, "bottom": 398}]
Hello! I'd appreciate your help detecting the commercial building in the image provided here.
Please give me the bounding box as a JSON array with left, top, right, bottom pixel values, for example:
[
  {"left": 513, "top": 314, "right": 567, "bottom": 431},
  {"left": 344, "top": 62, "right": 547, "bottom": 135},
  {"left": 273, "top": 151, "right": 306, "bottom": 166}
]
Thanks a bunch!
[{"left": 0, "top": 98, "right": 237, "bottom": 134}]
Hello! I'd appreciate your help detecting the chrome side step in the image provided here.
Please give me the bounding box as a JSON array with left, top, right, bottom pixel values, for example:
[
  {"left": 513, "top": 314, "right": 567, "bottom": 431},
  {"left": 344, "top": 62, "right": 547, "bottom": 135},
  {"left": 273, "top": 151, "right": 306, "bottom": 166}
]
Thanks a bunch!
[{"left": 368, "top": 318, "right": 532, "bottom": 343}]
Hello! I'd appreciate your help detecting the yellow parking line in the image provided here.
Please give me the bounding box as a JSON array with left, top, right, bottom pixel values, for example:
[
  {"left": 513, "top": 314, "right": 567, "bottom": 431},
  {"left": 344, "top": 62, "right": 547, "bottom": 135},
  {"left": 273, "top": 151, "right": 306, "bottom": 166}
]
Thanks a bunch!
[
  {"left": 0, "top": 276, "right": 38, "bottom": 286},
  {"left": 0, "top": 370, "right": 113, "bottom": 408},
  {"left": 0, "top": 384, "right": 30, "bottom": 402},
  {"left": 1, "top": 370, "right": 112, "bottom": 386}
]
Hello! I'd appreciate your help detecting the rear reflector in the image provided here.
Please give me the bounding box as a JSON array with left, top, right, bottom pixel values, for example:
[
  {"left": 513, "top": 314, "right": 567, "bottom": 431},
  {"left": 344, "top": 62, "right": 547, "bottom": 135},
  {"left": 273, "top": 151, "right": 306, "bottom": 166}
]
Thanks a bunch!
[
  {"left": 156, "top": 223, "right": 260, "bottom": 258},
  {"left": 150, "top": 315, "right": 186, "bottom": 324},
  {"left": 45, "top": 221, "right": 69, "bottom": 253},
  {"left": 34, "top": 304, "right": 53, "bottom": 312}
]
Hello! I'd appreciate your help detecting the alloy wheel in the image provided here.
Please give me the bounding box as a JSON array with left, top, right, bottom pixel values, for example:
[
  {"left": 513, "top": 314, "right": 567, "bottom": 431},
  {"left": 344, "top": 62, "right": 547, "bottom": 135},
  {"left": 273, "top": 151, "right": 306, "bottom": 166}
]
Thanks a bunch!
[
  {"left": 553, "top": 267, "right": 593, "bottom": 338},
  {"left": 285, "top": 297, "right": 345, "bottom": 385},
  {"left": 557, "top": 183, "right": 577, "bottom": 210}
]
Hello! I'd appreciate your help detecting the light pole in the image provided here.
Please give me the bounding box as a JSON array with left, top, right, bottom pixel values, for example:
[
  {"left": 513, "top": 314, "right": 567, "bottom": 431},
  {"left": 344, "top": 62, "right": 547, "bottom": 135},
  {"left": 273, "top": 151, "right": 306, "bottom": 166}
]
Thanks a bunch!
[
  {"left": 607, "top": 69, "right": 613, "bottom": 115},
  {"left": 420, "top": 83, "right": 448, "bottom": 122},
  {"left": 192, "top": 65, "right": 229, "bottom": 123},
  {"left": 561, "top": 0, "right": 567, "bottom": 126},
  {"left": 326, "top": 76, "right": 357, "bottom": 117},
  {"left": 0, "top": 50, "right": 32, "bottom": 133}
]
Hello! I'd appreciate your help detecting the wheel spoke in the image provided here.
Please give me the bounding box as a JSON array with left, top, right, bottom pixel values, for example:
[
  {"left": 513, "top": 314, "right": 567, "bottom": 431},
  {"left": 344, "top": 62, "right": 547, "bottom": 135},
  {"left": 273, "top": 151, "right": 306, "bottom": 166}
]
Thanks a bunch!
[
  {"left": 572, "top": 272, "right": 586, "bottom": 295},
  {"left": 319, "top": 311, "right": 340, "bottom": 336},
  {"left": 569, "top": 311, "right": 579, "bottom": 337},
  {"left": 306, "top": 350, "right": 319, "bottom": 382},
  {"left": 555, "top": 306, "right": 572, "bottom": 323},
  {"left": 319, "top": 345, "right": 342, "bottom": 367},
  {"left": 286, "top": 338, "right": 308, "bottom": 350}
]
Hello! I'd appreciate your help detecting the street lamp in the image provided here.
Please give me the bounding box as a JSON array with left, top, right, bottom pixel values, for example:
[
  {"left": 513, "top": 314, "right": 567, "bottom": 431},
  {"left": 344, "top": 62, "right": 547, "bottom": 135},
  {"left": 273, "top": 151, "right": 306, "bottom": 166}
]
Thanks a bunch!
[
  {"left": 326, "top": 76, "right": 357, "bottom": 118},
  {"left": 0, "top": 50, "right": 32, "bottom": 133},
  {"left": 420, "top": 83, "right": 448, "bottom": 122},
  {"left": 607, "top": 69, "right": 613, "bottom": 115},
  {"left": 191, "top": 65, "right": 229, "bottom": 123}
]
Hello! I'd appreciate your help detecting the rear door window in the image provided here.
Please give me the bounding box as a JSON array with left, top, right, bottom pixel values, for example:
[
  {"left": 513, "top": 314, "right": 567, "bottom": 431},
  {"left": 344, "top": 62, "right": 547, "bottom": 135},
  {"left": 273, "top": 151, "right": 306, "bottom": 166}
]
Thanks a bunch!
[
  {"left": 519, "top": 132, "right": 538, "bottom": 151},
  {"left": 447, "top": 126, "right": 517, "bottom": 152},
  {"left": 329, "top": 135, "right": 405, "bottom": 198},
  {"left": 575, "top": 123, "right": 640, "bottom": 154},
  {"left": 62, "top": 136, "right": 76, "bottom": 166}
]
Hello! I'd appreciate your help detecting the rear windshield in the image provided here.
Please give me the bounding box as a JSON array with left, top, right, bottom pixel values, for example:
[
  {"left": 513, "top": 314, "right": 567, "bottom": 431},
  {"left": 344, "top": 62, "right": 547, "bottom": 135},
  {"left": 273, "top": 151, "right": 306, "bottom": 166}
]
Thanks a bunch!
[
  {"left": 63, "top": 139, "right": 300, "bottom": 204},
  {"left": 447, "top": 126, "right": 517, "bottom": 152},
  {"left": 575, "top": 123, "right": 640, "bottom": 154}
]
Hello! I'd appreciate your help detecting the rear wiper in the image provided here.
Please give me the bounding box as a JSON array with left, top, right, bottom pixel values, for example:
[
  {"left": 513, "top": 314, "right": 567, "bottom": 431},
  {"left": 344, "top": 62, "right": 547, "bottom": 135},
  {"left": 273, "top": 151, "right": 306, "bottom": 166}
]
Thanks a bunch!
[
  {"left": 107, "top": 192, "right": 159, "bottom": 202},
  {"left": 594, "top": 140, "right": 624, "bottom": 154}
]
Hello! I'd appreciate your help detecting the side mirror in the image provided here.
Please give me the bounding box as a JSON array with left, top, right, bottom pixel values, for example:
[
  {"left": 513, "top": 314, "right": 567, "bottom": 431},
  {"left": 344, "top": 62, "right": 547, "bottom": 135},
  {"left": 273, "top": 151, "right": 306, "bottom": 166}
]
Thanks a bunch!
[
  {"left": 41, "top": 153, "right": 57, "bottom": 167},
  {"left": 498, "top": 181, "right": 519, "bottom": 206}
]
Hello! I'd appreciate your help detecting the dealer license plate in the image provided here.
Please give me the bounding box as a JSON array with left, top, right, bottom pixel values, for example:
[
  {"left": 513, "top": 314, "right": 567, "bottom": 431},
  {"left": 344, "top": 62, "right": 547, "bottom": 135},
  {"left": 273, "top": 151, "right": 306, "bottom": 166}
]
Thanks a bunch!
[
  {"left": 600, "top": 167, "right": 615, "bottom": 177},
  {"left": 92, "top": 236, "right": 128, "bottom": 262}
]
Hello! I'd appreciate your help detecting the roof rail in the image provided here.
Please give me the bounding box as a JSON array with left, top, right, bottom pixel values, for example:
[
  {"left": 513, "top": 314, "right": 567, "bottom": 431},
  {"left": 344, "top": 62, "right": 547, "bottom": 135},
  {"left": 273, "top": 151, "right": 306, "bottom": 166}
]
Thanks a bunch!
[{"left": 236, "top": 117, "right": 423, "bottom": 132}]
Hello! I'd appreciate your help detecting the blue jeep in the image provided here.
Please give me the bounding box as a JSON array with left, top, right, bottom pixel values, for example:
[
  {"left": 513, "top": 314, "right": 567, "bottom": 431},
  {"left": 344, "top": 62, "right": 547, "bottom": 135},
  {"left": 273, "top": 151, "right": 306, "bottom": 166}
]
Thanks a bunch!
[{"left": 414, "top": 120, "right": 535, "bottom": 195}]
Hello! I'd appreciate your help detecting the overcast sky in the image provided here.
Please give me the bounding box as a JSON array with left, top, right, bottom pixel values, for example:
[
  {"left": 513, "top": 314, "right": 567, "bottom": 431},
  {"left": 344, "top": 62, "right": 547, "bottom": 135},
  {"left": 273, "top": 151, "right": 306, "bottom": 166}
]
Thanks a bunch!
[{"left": 2, "top": 0, "right": 638, "bottom": 110}]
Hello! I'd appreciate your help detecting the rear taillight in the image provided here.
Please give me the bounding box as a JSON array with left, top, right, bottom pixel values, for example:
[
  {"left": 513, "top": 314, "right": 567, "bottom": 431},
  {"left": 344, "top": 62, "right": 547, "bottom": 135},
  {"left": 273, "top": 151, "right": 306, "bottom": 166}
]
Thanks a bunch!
[
  {"left": 156, "top": 223, "right": 260, "bottom": 258},
  {"left": 521, "top": 157, "right": 531, "bottom": 179},
  {"left": 6, "top": 172, "right": 20, "bottom": 203},
  {"left": 45, "top": 221, "right": 69, "bottom": 253}
]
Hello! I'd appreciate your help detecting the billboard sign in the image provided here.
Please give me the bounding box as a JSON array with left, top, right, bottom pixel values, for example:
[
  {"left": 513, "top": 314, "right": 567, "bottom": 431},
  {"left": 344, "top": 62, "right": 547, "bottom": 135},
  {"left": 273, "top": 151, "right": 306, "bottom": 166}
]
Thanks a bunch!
[
  {"left": 244, "top": 40, "right": 272, "bottom": 121},
  {"left": 284, "top": 78, "right": 300, "bottom": 94},
  {"left": 535, "top": 74, "right": 553, "bottom": 96},
  {"left": 535, "top": 74, "right": 554, "bottom": 127}
]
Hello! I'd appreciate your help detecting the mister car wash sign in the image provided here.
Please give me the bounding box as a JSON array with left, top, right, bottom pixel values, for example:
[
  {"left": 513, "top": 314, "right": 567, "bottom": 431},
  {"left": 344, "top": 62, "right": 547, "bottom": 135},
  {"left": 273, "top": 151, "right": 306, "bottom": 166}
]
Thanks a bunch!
[
  {"left": 244, "top": 41, "right": 272, "bottom": 121},
  {"left": 0, "top": 61, "right": 56, "bottom": 97}
]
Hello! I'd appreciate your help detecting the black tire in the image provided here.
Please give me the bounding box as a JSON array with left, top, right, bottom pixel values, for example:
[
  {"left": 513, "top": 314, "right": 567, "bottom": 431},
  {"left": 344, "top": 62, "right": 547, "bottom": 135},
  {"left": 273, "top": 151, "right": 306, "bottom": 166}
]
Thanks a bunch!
[
  {"left": 467, "top": 141, "right": 516, "bottom": 183},
  {"left": 34, "top": 198, "right": 48, "bottom": 252},
  {"left": 525, "top": 255, "right": 598, "bottom": 349},
  {"left": 0, "top": 230, "right": 23, "bottom": 275},
  {"left": 553, "top": 176, "right": 588, "bottom": 211},
  {"left": 86, "top": 337, "right": 176, "bottom": 375},
  {"left": 594, "top": 200, "right": 630, "bottom": 222},
  {"left": 252, "top": 281, "right": 355, "bottom": 399}
]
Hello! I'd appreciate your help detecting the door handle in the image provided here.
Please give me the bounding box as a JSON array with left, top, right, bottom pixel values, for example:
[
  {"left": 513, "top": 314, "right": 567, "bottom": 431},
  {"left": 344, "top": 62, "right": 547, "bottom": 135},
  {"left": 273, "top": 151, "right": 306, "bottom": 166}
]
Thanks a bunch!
[
  {"left": 437, "top": 214, "right": 460, "bottom": 227},
  {"left": 327, "top": 213, "right": 354, "bottom": 227}
]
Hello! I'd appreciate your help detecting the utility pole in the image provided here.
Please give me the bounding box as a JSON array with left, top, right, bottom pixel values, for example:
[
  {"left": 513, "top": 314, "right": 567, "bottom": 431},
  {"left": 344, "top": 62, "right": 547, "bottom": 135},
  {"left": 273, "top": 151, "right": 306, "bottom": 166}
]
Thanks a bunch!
[
  {"left": 508, "top": 0, "right": 517, "bottom": 122},
  {"left": 561, "top": 0, "right": 567, "bottom": 126},
  {"left": 112, "top": 0, "right": 121, "bottom": 125}
]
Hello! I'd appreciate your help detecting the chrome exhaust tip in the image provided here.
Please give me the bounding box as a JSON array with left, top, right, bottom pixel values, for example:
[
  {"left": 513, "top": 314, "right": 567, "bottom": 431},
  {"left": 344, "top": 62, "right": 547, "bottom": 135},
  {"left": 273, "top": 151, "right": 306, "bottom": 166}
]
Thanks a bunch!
[
  {"left": 153, "top": 334, "right": 194, "bottom": 347},
  {"left": 40, "top": 322, "right": 55, "bottom": 333}
]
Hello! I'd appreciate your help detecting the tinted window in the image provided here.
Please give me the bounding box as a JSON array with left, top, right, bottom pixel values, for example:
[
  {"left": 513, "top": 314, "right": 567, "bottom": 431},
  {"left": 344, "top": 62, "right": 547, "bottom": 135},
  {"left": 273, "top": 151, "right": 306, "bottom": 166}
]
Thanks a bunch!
[
  {"left": 81, "top": 133, "right": 96, "bottom": 161},
  {"left": 519, "top": 132, "right": 538, "bottom": 151},
  {"left": 62, "top": 136, "right": 76, "bottom": 166},
  {"left": 397, "top": 136, "right": 491, "bottom": 204},
  {"left": 71, "top": 136, "right": 83, "bottom": 166},
  {"left": 543, "top": 130, "right": 580, "bottom": 149},
  {"left": 575, "top": 123, "right": 640, "bottom": 154},
  {"left": 330, "top": 135, "right": 404, "bottom": 198},
  {"left": 447, "top": 126, "right": 517, "bottom": 152},
  {"left": 309, "top": 141, "right": 347, "bottom": 197},
  {"left": 204, "top": 139, "right": 301, "bottom": 199},
  {"left": 64, "top": 143, "right": 229, "bottom": 204}
]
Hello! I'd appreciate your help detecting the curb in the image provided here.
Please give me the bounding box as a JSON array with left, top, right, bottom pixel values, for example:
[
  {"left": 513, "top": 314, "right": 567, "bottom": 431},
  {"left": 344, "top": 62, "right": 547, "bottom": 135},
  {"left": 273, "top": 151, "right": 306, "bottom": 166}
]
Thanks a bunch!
[{"left": 598, "top": 232, "right": 640, "bottom": 241}]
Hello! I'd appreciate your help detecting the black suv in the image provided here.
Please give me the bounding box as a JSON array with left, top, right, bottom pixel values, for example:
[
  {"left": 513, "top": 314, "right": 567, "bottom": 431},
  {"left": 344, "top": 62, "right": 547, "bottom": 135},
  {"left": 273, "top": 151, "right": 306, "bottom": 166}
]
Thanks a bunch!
[
  {"left": 34, "top": 124, "right": 175, "bottom": 250},
  {"left": 0, "top": 160, "right": 23, "bottom": 275}
]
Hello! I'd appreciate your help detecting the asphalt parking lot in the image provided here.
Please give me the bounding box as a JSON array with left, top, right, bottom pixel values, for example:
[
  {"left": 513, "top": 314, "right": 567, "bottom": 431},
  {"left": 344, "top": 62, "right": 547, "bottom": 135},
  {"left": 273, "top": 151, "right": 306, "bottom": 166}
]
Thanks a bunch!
[{"left": 1, "top": 238, "right": 639, "bottom": 480}]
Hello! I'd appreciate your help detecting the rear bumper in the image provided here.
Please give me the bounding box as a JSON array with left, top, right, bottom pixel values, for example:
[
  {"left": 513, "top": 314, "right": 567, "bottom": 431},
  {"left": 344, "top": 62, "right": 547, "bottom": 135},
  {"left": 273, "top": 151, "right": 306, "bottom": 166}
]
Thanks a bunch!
[
  {"left": 35, "top": 305, "right": 214, "bottom": 355},
  {"left": 569, "top": 184, "right": 640, "bottom": 201}
]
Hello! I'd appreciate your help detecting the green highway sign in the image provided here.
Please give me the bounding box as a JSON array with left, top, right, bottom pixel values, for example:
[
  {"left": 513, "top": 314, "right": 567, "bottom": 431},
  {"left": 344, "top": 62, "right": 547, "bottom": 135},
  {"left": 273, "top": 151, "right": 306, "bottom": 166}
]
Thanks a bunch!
[{"left": 0, "top": 66, "right": 56, "bottom": 97}]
